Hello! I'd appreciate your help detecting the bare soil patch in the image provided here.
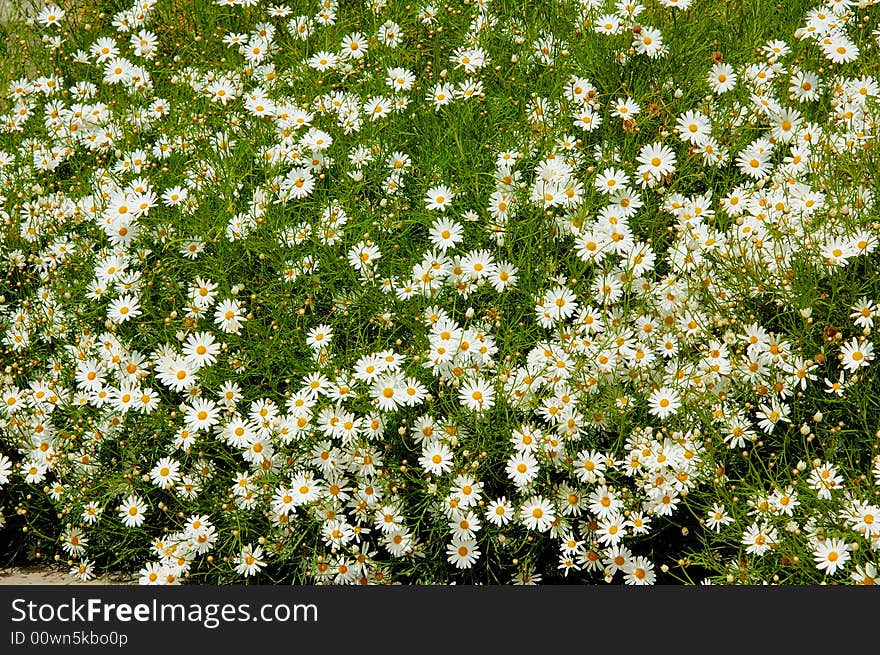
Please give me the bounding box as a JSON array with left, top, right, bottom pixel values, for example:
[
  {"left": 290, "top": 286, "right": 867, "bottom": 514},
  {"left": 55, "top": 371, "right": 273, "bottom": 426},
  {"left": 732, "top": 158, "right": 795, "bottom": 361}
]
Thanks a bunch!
[{"left": 0, "top": 566, "right": 136, "bottom": 585}]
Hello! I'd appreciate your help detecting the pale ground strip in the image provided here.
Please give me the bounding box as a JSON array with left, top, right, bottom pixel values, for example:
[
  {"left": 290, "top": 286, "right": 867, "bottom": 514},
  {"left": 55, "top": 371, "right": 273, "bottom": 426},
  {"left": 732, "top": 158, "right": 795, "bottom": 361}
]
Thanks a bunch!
[{"left": 1, "top": 566, "right": 136, "bottom": 585}]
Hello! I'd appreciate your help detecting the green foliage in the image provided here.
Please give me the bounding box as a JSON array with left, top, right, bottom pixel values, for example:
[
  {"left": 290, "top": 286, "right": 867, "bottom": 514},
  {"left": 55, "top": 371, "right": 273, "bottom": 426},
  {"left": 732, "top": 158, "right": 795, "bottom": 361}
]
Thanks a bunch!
[{"left": 1, "top": 0, "right": 879, "bottom": 586}]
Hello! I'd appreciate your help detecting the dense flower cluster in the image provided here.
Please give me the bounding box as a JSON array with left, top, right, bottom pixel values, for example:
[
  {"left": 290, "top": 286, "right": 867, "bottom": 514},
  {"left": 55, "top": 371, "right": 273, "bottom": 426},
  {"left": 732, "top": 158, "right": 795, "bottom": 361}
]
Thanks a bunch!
[{"left": 1, "top": 0, "right": 879, "bottom": 585}]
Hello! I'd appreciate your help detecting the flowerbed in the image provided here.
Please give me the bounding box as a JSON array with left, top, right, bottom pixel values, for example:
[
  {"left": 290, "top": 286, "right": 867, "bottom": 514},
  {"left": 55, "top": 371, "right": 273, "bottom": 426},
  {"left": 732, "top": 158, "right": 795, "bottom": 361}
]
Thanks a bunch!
[{"left": 1, "top": 0, "right": 879, "bottom": 585}]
